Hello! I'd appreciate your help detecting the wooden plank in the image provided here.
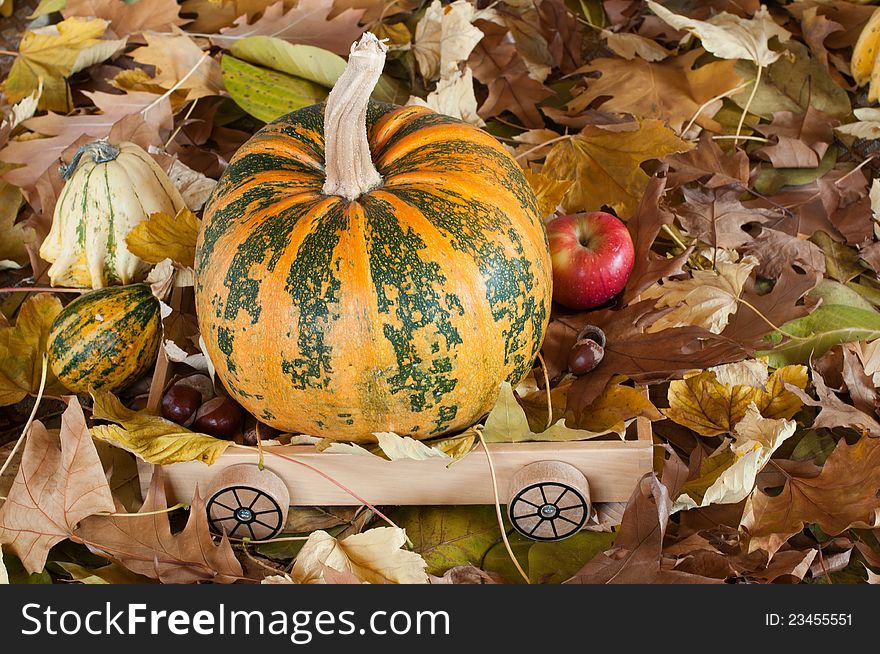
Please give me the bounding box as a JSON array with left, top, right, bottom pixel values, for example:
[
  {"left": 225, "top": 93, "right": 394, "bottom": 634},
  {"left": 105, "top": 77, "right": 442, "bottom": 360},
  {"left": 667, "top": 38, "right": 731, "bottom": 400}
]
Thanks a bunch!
[{"left": 141, "top": 439, "right": 652, "bottom": 506}]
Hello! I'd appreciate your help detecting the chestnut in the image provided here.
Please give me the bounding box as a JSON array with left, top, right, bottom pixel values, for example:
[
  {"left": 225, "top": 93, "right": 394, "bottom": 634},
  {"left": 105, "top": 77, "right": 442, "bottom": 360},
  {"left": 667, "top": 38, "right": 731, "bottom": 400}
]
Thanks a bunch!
[
  {"left": 161, "top": 383, "right": 203, "bottom": 426},
  {"left": 242, "top": 419, "right": 281, "bottom": 446},
  {"left": 567, "top": 325, "right": 606, "bottom": 375},
  {"left": 192, "top": 396, "right": 244, "bottom": 439}
]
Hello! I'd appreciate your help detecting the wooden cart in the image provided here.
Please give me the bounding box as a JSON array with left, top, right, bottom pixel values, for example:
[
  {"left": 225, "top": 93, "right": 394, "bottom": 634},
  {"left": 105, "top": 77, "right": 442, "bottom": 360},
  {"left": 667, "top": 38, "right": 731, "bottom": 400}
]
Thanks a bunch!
[{"left": 140, "top": 290, "right": 652, "bottom": 542}]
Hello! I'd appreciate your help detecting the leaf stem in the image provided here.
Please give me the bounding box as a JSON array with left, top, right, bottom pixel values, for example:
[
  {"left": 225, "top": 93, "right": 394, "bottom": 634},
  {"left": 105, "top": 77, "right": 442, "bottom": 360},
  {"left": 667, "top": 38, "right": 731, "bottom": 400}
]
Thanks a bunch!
[
  {"left": 734, "top": 63, "right": 763, "bottom": 147},
  {"left": 0, "top": 287, "right": 88, "bottom": 294},
  {"left": 680, "top": 80, "right": 752, "bottom": 137},
  {"left": 536, "top": 352, "right": 553, "bottom": 430},
  {"left": 477, "top": 430, "right": 530, "bottom": 584},
  {"left": 100, "top": 502, "right": 189, "bottom": 518},
  {"left": 0, "top": 354, "right": 48, "bottom": 480},
  {"left": 514, "top": 134, "right": 571, "bottom": 161}
]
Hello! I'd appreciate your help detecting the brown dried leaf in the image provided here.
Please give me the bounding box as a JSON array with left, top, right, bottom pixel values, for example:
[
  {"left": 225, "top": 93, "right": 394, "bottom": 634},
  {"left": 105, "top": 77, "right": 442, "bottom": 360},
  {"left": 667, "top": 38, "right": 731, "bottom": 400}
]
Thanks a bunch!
[
  {"left": 131, "top": 31, "right": 223, "bottom": 101},
  {"left": 741, "top": 227, "right": 826, "bottom": 280},
  {"left": 62, "top": 0, "right": 186, "bottom": 35},
  {"left": 76, "top": 467, "right": 244, "bottom": 583},
  {"left": 0, "top": 399, "right": 115, "bottom": 573},
  {"left": 213, "top": 0, "right": 366, "bottom": 56},
  {"left": 754, "top": 108, "right": 837, "bottom": 169},
  {"left": 675, "top": 187, "right": 777, "bottom": 249},
  {"left": 664, "top": 132, "right": 750, "bottom": 189},
  {"left": 743, "top": 434, "right": 880, "bottom": 555},
  {"left": 785, "top": 367, "right": 880, "bottom": 437}
]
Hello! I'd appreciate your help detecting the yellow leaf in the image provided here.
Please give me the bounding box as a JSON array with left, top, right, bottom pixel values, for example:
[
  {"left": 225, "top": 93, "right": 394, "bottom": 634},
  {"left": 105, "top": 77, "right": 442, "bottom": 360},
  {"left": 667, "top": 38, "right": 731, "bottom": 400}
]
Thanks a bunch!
[
  {"left": 90, "top": 391, "right": 231, "bottom": 465},
  {"left": 575, "top": 378, "right": 663, "bottom": 434},
  {"left": 675, "top": 404, "right": 796, "bottom": 511},
  {"left": 664, "top": 362, "right": 808, "bottom": 436},
  {"left": 523, "top": 169, "right": 572, "bottom": 219},
  {"left": 291, "top": 527, "right": 428, "bottom": 584},
  {"left": 3, "top": 17, "right": 126, "bottom": 112},
  {"left": 542, "top": 118, "right": 692, "bottom": 217},
  {"left": 126, "top": 208, "right": 201, "bottom": 268},
  {"left": 0, "top": 293, "right": 66, "bottom": 405},
  {"left": 0, "top": 181, "right": 33, "bottom": 269},
  {"left": 412, "top": 0, "right": 484, "bottom": 81},
  {"left": 130, "top": 31, "right": 223, "bottom": 101},
  {"left": 642, "top": 254, "right": 758, "bottom": 333}
]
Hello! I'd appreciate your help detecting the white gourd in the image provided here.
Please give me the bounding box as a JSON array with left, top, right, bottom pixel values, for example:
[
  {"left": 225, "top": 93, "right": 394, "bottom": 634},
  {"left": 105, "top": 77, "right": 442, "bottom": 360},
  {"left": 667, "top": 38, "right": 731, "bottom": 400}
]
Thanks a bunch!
[{"left": 40, "top": 140, "right": 186, "bottom": 289}]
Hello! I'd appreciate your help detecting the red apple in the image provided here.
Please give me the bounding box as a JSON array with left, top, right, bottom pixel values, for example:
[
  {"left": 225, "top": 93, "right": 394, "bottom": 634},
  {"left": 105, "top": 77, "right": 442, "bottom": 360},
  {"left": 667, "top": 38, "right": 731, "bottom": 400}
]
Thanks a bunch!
[{"left": 546, "top": 211, "right": 635, "bottom": 310}]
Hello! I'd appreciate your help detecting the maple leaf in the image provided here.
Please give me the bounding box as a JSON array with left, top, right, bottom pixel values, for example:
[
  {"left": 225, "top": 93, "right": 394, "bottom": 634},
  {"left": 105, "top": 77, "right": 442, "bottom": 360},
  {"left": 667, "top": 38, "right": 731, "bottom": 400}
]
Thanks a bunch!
[
  {"left": 3, "top": 17, "right": 126, "bottom": 112},
  {"left": 565, "top": 475, "right": 720, "bottom": 583},
  {"left": 674, "top": 186, "right": 777, "bottom": 249},
  {"left": 412, "top": 0, "right": 484, "bottom": 82},
  {"left": 568, "top": 50, "right": 743, "bottom": 132},
  {"left": 643, "top": 254, "right": 759, "bottom": 334},
  {"left": 743, "top": 434, "right": 880, "bottom": 555},
  {"left": 675, "top": 404, "right": 796, "bottom": 512},
  {"left": 76, "top": 466, "right": 243, "bottom": 583},
  {"left": 291, "top": 527, "right": 428, "bottom": 584},
  {"left": 131, "top": 30, "right": 223, "bottom": 101},
  {"left": 467, "top": 20, "right": 553, "bottom": 129},
  {"left": 621, "top": 171, "right": 692, "bottom": 304},
  {"left": 664, "top": 131, "right": 750, "bottom": 189},
  {"left": 663, "top": 362, "right": 808, "bottom": 436},
  {"left": 542, "top": 118, "right": 692, "bottom": 217},
  {"left": 61, "top": 0, "right": 186, "bottom": 35},
  {"left": 741, "top": 227, "right": 825, "bottom": 280},
  {"left": 0, "top": 399, "right": 115, "bottom": 573},
  {"left": 522, "top": 169, "right": 571, "bottom": 219},
  {"left": 179, "top": 0, "right": 280, "bottom": 33},
  {"left": 126, "top": 207, "right": 201, "bottom": 269},
  {"left": 212, "top": 0, "right": 366, "bottom": 56},
  {"left": 0, "top": 90, "right": 172, "bottom": 192},
  {"left": 0, "top": 293, "right": 67, "bottom": 405}
]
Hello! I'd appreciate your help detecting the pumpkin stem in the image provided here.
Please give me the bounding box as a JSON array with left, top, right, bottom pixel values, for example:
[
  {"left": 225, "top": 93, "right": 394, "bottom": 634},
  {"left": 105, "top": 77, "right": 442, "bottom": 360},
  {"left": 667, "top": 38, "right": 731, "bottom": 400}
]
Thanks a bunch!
[
  {"left": 322, "top": 33, "right": 387, "bottom": 201},
  {"left": 60, "top": 140, "right": 121, "bottom": 180}
]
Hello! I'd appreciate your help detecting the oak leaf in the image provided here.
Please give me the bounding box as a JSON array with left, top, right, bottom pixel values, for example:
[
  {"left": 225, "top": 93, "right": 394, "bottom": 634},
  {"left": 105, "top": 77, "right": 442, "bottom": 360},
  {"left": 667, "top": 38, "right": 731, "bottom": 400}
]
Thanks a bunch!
[
  {"left": 76, "top": 466, "right": 243, "bottom": 583},
  {"left": 0, "top": 399, "right": 115, "bottom": 573},
  {"left": 126, "top": 207, "right": 201, "bottom": 269},
  {"left": 542, "top": 118, "right": 692, "bottom": 217},
  {"left": 213, "top": 0, "right": 366, "bottom": 56},
  {"left": 3, "top": 17, "right": 126, "bottom": 112},
  {"left": 467, "top": 20, "right": 553, "bottom": 129},
  {"left": 0, "top": 293, "right": 67, "bottom": 405},
  {"left": 569, "top": 51, "right": 743, "bottom": 132},
  {"left": 291, "top": 527, "right": 428, "bottom": 584},
  {"left": 674, "top": 187, "right": 776, "bottom": 249},
  {"left": 643, "top": 254, "right": 758, "bottom": 334},
  {"left": 664, "top": 362, "right": 808, "bottom": 437},
  {"left": 741, "top": 227, "right": 825, "bottom": 280},
  {"left": 621, "top": 171, "right": 691, "bottom": 304},
  {"left": 742, "top": 435, "right": 880, "bottom": 555}
]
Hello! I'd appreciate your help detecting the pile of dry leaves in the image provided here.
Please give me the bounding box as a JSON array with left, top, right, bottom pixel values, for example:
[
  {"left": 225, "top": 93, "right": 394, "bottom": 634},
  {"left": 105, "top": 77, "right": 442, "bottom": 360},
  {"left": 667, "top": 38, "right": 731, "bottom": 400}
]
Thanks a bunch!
[{"left": 2, "top": 0, "right": 880, "bottom": 585}]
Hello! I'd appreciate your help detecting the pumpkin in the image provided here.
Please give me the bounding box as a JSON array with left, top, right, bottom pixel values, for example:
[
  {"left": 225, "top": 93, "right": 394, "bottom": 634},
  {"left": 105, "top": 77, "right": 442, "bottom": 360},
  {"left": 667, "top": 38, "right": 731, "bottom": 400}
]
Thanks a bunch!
[
  {"left": 40, "top": 140, "right": 186, "bottom": 289},
  {"left": 47, "top": 284, "right": 162, "bottom": 393},
  {"left": 195, "top": 34, "right": 552, "bottom": 442}
]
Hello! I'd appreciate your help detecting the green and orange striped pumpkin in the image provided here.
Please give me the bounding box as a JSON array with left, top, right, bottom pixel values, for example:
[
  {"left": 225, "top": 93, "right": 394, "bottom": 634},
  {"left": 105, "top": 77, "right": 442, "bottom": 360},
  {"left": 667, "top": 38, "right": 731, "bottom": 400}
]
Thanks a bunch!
[
  {"left": 195, "top": 36, "right": 552, "bottom": 442},
  {"left": 48, "top": 284, "right": 161, "bottom": 393}
]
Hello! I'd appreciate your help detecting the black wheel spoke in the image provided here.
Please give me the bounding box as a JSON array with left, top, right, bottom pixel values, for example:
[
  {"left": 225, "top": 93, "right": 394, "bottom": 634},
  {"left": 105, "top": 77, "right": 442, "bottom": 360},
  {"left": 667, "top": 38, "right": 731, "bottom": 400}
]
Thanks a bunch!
[
  {"left": 232, "top": 488, "right": 244, "bottom": 507},
  {"left": 556, "top": 514, "right": 580, "bottom": 527},
  {"left": 248, "top": 493, "right": 262, "bottom": 509},
  {"left": 254, "top": 518, "right": 277, "bottom": 530},
  {"left": 517, "top": 498, "right": 541, "bottom": 509},
  {"left": 228, "top": 521, "right": 243, "bottom": 538},
  {"left": 246, "top": 523, "right": 257, "bottom": 540},
  {"left": 212, "top": 501, "right": 236, "bottom": 512},
  {"left": 514, "top": 512, "right": 540, "bottom": 520},
  {"left": 550, "top": 519, "right": 558, "bottom": 539},
  {"left": 539, "top": 485, "right": 549, "bottom": 504},
  {"left": 254, "top": 509, "right": 280, "bottom": 516},
  {"left": 553, "top": 487, "right": 570, "bottom": 505},
  {"left": 558, "top": 504, "right": 585, "bottom": 512}
]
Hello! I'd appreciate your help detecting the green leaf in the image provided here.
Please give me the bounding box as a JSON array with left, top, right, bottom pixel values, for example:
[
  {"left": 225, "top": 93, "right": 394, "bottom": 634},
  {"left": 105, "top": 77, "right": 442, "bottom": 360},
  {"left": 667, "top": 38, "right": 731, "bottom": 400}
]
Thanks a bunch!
[
  {"left": 752, "top": 144, "right": 836, "bottom": 195},
  {"left": 527, "top": 531, "right": 617, "bottom": 584},
  {"left": 230, "top": 36, "right": 405, "bottom": 104},
  {"left": 90, "top": 391, "right": 231, "bottom": 466},
  {"left": 221, "top": 54, "right": 328, "bottom": 123},
  {"left": 811, "top": 231, "right": 862, "bottom": 284},
  {"left": 392, "top": 506, "right": 500, "bottom": 576},
  {"left": 808, "top": 279, "right": 875, "bottom": 312},
  {"left": 483, "top": 382, "right": 620, "bottom": 443},
  {"left": 758, "top": 305, "right": 880, "bottom": 367}
]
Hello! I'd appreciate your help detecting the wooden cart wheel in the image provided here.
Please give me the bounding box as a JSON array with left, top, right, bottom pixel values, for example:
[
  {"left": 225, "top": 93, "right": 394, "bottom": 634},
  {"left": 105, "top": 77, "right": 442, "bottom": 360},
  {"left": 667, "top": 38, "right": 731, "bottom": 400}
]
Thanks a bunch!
[
  {"left": 507, "top": 461, "right": 590, "bottom": 541},
  {"left": 205, "top": 464, "right": 290, "bottom": 540}
]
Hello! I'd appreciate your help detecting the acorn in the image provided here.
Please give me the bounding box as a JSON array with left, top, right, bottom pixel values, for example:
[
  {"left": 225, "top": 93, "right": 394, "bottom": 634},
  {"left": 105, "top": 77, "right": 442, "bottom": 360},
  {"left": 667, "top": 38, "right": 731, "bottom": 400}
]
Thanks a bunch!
[
  {"left": 161, "top": 383, "right": 203, "bottom": 426},
  {"left": 567, "top": 325, "right": 606, "bottom": 375},
  {"left": 192, "top": 396, "right": 244, "bottom": 439}
]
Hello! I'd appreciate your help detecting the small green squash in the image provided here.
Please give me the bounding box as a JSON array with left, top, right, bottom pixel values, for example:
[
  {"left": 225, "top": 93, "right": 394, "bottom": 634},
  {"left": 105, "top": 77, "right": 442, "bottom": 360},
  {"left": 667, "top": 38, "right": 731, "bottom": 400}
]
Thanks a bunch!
[{"left": 47, "top": 284, "right": 162, "bottom": 393}]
